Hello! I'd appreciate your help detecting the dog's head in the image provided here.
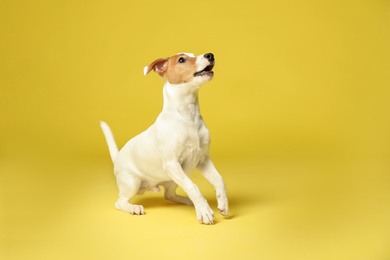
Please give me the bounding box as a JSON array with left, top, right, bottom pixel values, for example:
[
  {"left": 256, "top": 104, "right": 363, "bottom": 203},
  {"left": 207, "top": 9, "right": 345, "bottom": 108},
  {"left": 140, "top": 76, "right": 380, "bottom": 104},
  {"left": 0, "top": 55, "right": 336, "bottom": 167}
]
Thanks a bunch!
[{"left": 144, "top": 53, "right": 215, "bottom": 85}]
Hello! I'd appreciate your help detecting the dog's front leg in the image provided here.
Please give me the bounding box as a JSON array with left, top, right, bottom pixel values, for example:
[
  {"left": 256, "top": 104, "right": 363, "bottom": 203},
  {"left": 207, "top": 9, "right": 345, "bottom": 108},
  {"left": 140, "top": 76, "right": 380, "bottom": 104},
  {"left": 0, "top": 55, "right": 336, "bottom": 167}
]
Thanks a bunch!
[
  {"left": 165, "top": 161, "right": 214, "bottom": 224},
  {"left": 197, "top": 157, "right": 229, "bottom": 217}
]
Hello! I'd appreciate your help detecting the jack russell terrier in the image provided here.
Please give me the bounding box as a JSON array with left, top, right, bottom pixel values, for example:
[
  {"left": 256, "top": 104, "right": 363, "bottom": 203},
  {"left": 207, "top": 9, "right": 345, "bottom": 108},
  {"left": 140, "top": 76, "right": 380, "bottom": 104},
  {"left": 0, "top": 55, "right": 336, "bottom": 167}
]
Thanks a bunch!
[{"left": 100, "top": 52, "right": 228, "bottom": 224}]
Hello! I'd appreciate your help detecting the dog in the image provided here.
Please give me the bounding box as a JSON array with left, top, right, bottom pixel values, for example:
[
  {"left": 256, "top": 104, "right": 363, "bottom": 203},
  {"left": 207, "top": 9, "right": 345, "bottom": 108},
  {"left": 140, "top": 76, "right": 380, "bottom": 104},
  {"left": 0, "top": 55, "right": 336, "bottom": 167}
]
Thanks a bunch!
[{"left": 100, "top": 52, "right": 228, "bottom": 224}]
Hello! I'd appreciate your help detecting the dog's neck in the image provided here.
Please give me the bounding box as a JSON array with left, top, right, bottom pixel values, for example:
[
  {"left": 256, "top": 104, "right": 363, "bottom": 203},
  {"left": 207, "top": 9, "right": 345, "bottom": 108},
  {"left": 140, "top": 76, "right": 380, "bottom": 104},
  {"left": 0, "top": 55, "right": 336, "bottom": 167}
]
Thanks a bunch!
[{"left": 162, "top": 81, "right": 202, "bottom": 122}]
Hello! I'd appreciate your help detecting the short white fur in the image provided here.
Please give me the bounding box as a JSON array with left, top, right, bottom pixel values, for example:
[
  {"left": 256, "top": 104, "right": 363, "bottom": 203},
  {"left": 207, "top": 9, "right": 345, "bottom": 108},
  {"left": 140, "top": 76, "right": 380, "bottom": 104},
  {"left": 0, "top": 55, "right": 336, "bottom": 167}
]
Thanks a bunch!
[{"left": 178, "top": 52, "right": 195, "bottom": 57}]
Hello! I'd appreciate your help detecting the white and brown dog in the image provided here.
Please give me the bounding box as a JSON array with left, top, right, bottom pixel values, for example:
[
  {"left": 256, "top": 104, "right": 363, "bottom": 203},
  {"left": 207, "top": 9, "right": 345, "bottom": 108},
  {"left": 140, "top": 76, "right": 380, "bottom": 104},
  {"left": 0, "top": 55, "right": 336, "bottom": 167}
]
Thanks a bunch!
[{"left": 100, "top": 52, "right": 228, "bottom": 224}]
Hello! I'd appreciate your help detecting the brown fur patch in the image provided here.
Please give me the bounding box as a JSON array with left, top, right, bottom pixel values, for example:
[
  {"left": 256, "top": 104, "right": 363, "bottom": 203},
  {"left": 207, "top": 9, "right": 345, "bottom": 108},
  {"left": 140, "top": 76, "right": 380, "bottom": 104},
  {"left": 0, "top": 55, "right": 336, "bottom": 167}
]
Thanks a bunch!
[
  {"left": 145, "top": 58, "right": 168, "bottom": 75},
  {"left": 162, "top": 54, "right": 198, "bottom": 84},
  {"left": 146, "top": 54, "right": 200, "bottom": 84}
]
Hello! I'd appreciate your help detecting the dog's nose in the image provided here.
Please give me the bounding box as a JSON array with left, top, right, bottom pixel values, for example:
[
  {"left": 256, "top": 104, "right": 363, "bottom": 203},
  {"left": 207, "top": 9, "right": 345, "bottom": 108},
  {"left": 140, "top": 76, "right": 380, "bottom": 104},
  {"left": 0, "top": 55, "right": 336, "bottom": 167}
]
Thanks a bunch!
[{"left": 204, "top": 53, "right": 214, "bottom": 62}]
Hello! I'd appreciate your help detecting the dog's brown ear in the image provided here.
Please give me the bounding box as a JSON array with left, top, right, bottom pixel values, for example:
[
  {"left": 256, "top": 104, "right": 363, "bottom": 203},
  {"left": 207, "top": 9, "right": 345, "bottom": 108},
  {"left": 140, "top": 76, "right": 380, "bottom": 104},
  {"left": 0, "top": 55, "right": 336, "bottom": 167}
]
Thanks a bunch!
[{"left": 143, "top": 58, "right": 168, "bottom": 76}]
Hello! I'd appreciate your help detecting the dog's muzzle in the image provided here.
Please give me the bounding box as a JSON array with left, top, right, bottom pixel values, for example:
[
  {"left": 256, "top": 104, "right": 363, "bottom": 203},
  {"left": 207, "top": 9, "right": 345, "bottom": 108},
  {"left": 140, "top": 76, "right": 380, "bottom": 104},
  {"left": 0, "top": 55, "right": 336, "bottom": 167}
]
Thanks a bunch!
[{"left": 194, "top": 53, "right": 215, "bottom": 77}]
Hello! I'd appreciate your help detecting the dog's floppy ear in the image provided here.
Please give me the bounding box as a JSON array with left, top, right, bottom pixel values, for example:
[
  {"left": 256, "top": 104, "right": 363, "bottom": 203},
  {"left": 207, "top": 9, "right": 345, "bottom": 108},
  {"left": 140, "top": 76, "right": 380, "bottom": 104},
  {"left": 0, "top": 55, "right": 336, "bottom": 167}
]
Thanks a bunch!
[{"left": 143, "top": 58, "right": 168, "bottom": 76}]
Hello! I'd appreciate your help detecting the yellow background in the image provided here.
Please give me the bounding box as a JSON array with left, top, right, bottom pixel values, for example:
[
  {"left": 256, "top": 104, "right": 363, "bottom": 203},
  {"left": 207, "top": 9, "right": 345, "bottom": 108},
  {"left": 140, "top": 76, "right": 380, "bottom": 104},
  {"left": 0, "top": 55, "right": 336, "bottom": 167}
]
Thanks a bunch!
[{"left": 1, "top": 0, "right": 390, "bottom": 259}]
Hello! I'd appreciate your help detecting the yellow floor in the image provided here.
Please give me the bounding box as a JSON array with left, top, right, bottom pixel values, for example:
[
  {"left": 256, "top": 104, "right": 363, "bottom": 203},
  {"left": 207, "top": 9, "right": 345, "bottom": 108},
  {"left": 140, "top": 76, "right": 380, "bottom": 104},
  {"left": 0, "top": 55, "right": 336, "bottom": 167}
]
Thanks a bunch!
[{"left": 2, "top": 151, "right": 390, "bottom": 260}]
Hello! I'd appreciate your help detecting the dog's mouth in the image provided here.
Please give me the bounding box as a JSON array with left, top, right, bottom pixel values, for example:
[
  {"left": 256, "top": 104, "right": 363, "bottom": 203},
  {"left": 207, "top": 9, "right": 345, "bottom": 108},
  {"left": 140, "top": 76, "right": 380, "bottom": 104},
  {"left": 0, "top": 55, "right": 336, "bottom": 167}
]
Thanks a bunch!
[{"left": 194, "top": 64, "right": 214, "bottom": 77}]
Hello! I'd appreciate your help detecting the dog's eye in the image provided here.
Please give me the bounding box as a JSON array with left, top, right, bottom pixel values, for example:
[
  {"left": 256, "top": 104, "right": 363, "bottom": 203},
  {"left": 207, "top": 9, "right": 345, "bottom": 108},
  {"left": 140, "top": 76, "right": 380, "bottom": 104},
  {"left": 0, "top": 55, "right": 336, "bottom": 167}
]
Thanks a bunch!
[{"left": 178, "top": 57, "right": 186, "bottom": 63}]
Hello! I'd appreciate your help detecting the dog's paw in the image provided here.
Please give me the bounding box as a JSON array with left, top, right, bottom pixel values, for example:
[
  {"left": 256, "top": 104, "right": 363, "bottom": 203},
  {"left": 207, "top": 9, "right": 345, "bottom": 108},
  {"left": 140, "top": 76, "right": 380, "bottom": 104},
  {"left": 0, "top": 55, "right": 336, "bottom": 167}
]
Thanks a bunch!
[
  {"left": 116, "top": 201, "right": 145, "bottom": 215},
  {"left": 195, "top": 203, "right": 215, "bottom": 225},
  {"left": 217, "top": 195, "right": 229, "bottom": 218},
  {"left": 129, "top": 205, "right": 145, "bottom": 215}
]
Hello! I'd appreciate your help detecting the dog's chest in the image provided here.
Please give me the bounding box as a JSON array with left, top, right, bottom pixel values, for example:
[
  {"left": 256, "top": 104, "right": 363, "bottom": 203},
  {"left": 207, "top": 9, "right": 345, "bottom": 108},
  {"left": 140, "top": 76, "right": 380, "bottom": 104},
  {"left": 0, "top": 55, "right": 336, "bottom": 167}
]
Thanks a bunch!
[
  {"left": 178, "top": 121, "right": 210, "bottom": 171},
  {"left": 184, "top": 128, "right": 209, "bottom": 153}
]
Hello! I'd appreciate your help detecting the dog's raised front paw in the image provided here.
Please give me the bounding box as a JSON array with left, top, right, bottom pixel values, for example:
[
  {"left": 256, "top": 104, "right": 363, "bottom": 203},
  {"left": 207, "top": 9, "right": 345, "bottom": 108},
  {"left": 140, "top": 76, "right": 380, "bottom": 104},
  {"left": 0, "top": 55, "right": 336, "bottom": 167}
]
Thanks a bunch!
[{"left": 217, "top": 195, "right": 229, "bottom": 218}]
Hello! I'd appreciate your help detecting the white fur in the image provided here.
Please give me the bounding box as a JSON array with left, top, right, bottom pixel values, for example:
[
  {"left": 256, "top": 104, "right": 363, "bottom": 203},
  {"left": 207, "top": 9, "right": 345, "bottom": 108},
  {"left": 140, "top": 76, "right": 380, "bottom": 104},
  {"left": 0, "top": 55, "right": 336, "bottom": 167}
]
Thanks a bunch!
[
  {"left": 101, "top": 53, "right": 228, "bottom": 224},
  {"left": 195, "top": 54, "right": 211, "bottom": 72},
  {"left": 100, "top": 121, "right": 118, "bottom": 163},
  {"left": 178, "top": 52, "right": 195, "bottom": 57}
]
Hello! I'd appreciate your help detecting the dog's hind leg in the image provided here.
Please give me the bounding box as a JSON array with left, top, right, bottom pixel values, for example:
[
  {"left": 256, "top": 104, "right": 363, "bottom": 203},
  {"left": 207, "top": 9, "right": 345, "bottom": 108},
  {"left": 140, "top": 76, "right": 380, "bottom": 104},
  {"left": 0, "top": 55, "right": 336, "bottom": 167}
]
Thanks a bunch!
[
  {"left": 115, "top": 172, "right": 144, "bottom": 215},
  {"left": 163, "top": 181, "right": 193, "bottom": 206}
]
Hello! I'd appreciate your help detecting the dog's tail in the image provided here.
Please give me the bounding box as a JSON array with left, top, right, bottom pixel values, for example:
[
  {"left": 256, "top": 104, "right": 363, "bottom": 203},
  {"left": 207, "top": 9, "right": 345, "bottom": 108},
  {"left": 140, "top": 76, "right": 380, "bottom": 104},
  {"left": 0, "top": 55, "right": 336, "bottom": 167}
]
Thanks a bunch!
[{"left": 100, "top": 121, "right": 119, "bottom": 163}]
